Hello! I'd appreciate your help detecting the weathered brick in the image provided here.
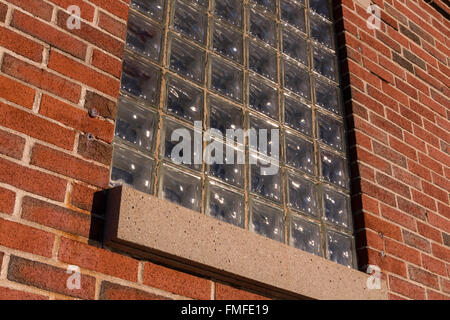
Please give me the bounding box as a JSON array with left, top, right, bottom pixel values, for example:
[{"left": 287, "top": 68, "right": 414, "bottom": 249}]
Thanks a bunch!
[
  {"left": 403, "top": 230, "right": 431, "bottom": 253},
  {"left": 99, "top": 281, "right": 169, "bottom": 300},
  {"left": 84, "top": 91, "right": 117, "bottom": 120},
  {"left": 408, "top": 265, "right": 439, "bottom": 290},
  {"left": 77, "top": 134, "right": 113, "bottom": 165}
]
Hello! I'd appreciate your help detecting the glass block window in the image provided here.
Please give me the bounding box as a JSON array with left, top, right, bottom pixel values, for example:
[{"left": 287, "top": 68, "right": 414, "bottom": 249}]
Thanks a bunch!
[{"left": 111, "top": 0, "right": 356, "bottom": 268}]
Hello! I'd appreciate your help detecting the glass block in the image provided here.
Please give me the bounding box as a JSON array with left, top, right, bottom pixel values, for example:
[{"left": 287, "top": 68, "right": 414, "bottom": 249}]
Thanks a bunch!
[
  {"left": 280, "top": 0, "right": 306, "bottom": 33},
  {"left": 287, "top": 172, "right": 317, "bottom": 216},
  {"left": 248, "top": 40, "right": 277, "bottom": 82},
  {"left": 326, "top": 230, "right": 353, "bottom": 267},
  {"left": 320, "top": 149, "right": 347, "bottom": 188},
  {"left": 317, "top": 113, "right": 344, "bottom": 151},
  {"left": 126, "top": 13, "right": 163, "bottom": 62},
  {"left": 282, "top": 27, "right": 308, "bottom": 66},
  {"left": 248, "top": 114, "right": 280, "bottom": 156},
  {"left": 248, "top": 9, "right": 276, "bottom": 47},
  {"left": 322, "top": 187, "right": 350, "bottom": 228},
  {"left": 194, "top": 0, "right": 208, "bottom": 7},
  {"left": 212, "top": 20, "right": 243, "bottom": 63},
  {"left": 251, "top": 0, "right": 276, "bottom": 13},
  {"left": 315, "top": 79, "right": 340, "bottom": 114},
  {"left": 310, "top": 12, "right": 334, "bottom": 49},
  {"left": 207, "top": 143, "right": 245, "bottom": 188},
  {"left": 166, "top": 75, "right": 203, "bottom": 124},
  {"left": 283, "top": 60, "right": 311, "bottom": 100},
  {"left": 208, "top": 96, "right": 244, "bottom": 142},
  {"left": 168, "top": 36, "right": 205, "bottom": 84},
  {"left": 158, "top": 163, "right": 202, "bottom": 212},
  {"left": 214, "top": 0, "right": 242, "bottom": 28},
  {"left": 290, "top": 216, "right": 321, "bottom": 255},
  {"left": 310, "top": 0, "right": 331, "bottom": 20},
  {"left": 121, "top": 56, "right": 161, "bottom": 106},
  {"left": 249, "top": 76, "right": 279, "bottom": 120},
  {"left": 172, "top": 0, "right": 207, "bottom": 44},
  {"left": 250, "top": 199, "right": 285, "bottom": 242},
  {"left": 130, "top": 0, "right": 164, "bottom": 22},
  {"left": 284, "top": 132, "right": 314, "bottom": 175},
  {"left": 210, "top": 56, "right": 243, "bottom": 102},
  {"left": 313, "top": 46, "right": 337, "bottom": 81},
  {"left": 115, "top": 97, "right": 158, "bottom": 153},
  {"left": 110, "top": 144, "right": 154, "bottom": 194},
  {"left": 250, "top": 153, "right": 282, "bottom": 202},
  {"left": 160, "top": 117, "right": 202, "bottom": 171},
  {"left": 206, "top": 180, "right": 245, "bottom": 227},
  {"left": 283, "top": 95, "right": 312, "bottom": 136}
]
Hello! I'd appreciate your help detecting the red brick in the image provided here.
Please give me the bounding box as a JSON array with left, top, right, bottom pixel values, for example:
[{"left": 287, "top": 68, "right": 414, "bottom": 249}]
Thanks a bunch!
[
  {"left": 441, "top": 278, "right": 450, "bottom": 295},
  {"left": 361, "top": 248, "right": 407, "bottom": 278},
  {"left": 98, "top": 11, "right": 127, "bottom": 40},
  {"left": 0, "top": 74, "right": 35, "bottom": 109},
  {"left": 389, "top": 275, "right": 426, "bottom": 300},
  {"left": 380, "top": 204, "right": 416, "bottom": 231},
  {"left": 0, "top": 187, "right": 15, "bottom": 215},
  {"left": 70, "top": 183, "right": 98, "bottom": 211},
  {"left": 22, "top": 197, "right": 91, "bottom": 237},
  {"left": 91, "top": 49, "right": 122, "bottom": 79},
  {"left": 408, "top": 160, "right": 432, "bottom": 182},
  {"left": 58, "top": 237, "right": 139, "bottom": 281},
  {"left": 376, "top": 172, "right": 411, "bottom": 199},
  {"left": 8, "top": 255, "right": 96, "bottom": 299},
  {"left": 404, "top": 131, "right": 426, "bottom": 153},
  {"left": 363, "top": 57, "right": 394, "bottom": 84},
  {"left": 373, "top": 141, "right": 407, "bottom": 168},
  {"left": 432, "top": 243, "right": 450, "bottom": 263},
  {"left": 143, "top": 261, "right": 211, "bottom": 300},
  {"left": 99, "top": 281, "right": 169, "bottom": 300},
  {"left": 88, "top": 0, "right": 129, "bottom": 20},
  {"left": 408, "top": 265, "right": 439, "bottom": 290},
  {"left": 77, "top": 133, "right": 113, "bottom": 165},
  {"left": 48, "top": 0, "right": 95, "bottom": 21},
  {"left": 392, "top": 166, "right": 421, "bottom": 190},
  {"left": 31, "top": 144, "right": 110, "bottom": 188},
  {"left": 0, "top": 102, "right": 75, "bottom": 150},
  {"left": 403, "top": 230, "right": 431, "bottom": 253},
  {"left": 352, "top": 116, "right": 388, "bottom": 144},
  {"left": 422, "top": 181, "right": 448, "bottom": 203},
  {"left": 0, "top": 157, "right": 67, "bottom": 201},
  {"left": 11, "top": 10, "right": 87, "bottom": 60},
  {"left": 428, "top": 212, "right": 450, "bottom": 234},
  {"left": 39, "top": 95, "right": 114, "bottom": 143},
  {"left": 8, "top": 0, "right": 53, "bottom": 21},
  {"left": 215, "top": 283, "right": 270, "bottom": 300},
  {"left": 354, "top": 147, "right": 391, "bottom": 174},
  {"left": 411, "top": 189, "right": 437, "bottom": 211},
  {"left": 0, "top": 218, "right": 54, "bottom": 257},
  {"left": 370, "top": 113, "right": 404, "bottom": 139},
  {"left": 381, "top": 82, "right": 409, "bottom": 107},
  {"left": 84, "top": 91, "right": 117, "bottom": 120},
  {"left": 437, "top": 202, "right": 450, "bottom": 220},
  {"left": 0, "top": 129, "right": 25, "bottom": 159},
  {"left": 0, "top": 26, "right": 43, "bottom": 62},
  {"left": 427, "top": 289, "right": 450, "bottom": 300},
  {"left": 418, "top": 221, "right": 443, "bottom": 243},
  {"left": 359, "top": 180, "right": 396, "bottom": 207},
  {"left": 48, "top": 50, "right": 120, "bottom": 98},
  {"left": 419, "top": 92, "right": 447, "bottom": 117},
  {"left": 385, "top": 239, "right": 421, "bottom": 265},
  {"left": 0, "top": 3, "right": 7, "bottom": 22},
  {"left": 0, "top": 287, "right": 48, "bottom": 300},
  {"left": 1, "top": 54, "right": 81, "bottom": 103},
  {"left": 406, "top": 73, "right": 429, "bottom": 95},
  {"left": 397, "top": 197, "right": 427, "bottom": 220},
  {"left": 386, "top": 110, "right": 412, "bottom": 133},
  {"left": 355, "top": 212, "right": 402, "bottom": 241},
  {"left": 422, "top": 254, "right": 447, "bottom": 276},
  {"left": 355, "top": 229, "right": 383, "bottom": 251}
]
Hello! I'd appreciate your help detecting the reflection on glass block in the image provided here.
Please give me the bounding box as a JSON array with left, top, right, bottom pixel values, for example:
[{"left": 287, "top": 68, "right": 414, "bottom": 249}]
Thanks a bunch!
[
  {"left": 131, "top": 0, "right": 164, "bottom": 21},
  {"left": 210, "top": 56, "right": 243, "bottom": 102},
  {"left": 158, "top": 163, "right": 201, "bottom": 212},
  {"left": 310, "top": 0, "right": 331, "bottom": 19},
  {"left": 248, "top": 114, "right": 280, "bottom": 155},
  {"left": 283, "top": 60, "right": 311, "bottom": 99},
  {"left": 250, "top": 200, "right": 285, "bottom": 242},
  {"left": 207, "top": 143, "right": 245, "bottom": 188},
  {"left": 323, "top": 187, "right": 350, "bottom": 228},
  {"left": 110, "top": 144, "right": 154, "bottom": 194},
  {"left": 173, "top": 0, "right": 207, "bottom": 44},
  {"left": 283, "top": 95, "right": 312, "bottom": 136},
  {"left": 318, "top": 113, "right": 344, "bottom": 151},
  {"left": 194, "top": 0, "right": 208, "bottom": 6},
  {"left": 313, "top": 47, "right": 337, "bottom": 81},
  {"left": 206, "top": 180, "right": 245, "bottom": 227},
  {"left": 214, "top": 0, "right": 242, "bottom": 27},
  {"left": 249, "top": 76, "right": 278, "bottom": 120},
  {"left": 280, "top": 0, "right": 306, "bottom": 33},
  {"left": 166, "top": 75, "right": 203, "bottom": 123},
  {"left": 320, "top": 149, "right": 347, "bottom": 188},
  {"left": 285, "top": 132, "right": 314, "bottom": 174},
  {"left": 248, "top": 41, "right": 277, "bottom": 82},
  {"left": 251, "top": 0, "right": 276, "bottom": 13},
  {"left": 249, "top": 9, "right": 276, "bottom": 47},
  {"left": 208, "top": 96, "right": 243, "bottom": 141},
  {"left": 287, "top": 172, "right": 317, "bottom": 215},
  {"left": 115, "top": 97, "right": 158, "bottom": 153},
  {"left": 290, "top": 216, "right": 321, "bottom": 255},
  {"left": 121, "top": 57, "right": 161, "bottom": 105},
  {"left": 315, "top": 79, "right": 340, "bottom": 114},
  {"left": 126, "top": 13, "right": 162, "bottom": 61},
  {"left": 310, "top": 12, "right": 334, "bottom": 49},
  {"left": 326, "top": 231, "right": 353, "bottom": 267},
  {"left": 169, "top": 36, "right": 205, "bottom": 83},
  {"left": 250, "top": 153, "right": 282, "bottom": 202},
  {"left": 212, "top": 20, "right": 243, "bottom": 63},
  {"left": 282, "top": 27, "right": 308, "bottom": 66},
  {"left": 161, "top": 117, "right": 202, "bottom": 171}
]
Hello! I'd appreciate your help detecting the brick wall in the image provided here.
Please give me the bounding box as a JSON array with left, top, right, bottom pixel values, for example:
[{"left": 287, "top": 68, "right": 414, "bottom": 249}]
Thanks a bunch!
[{"left": 0, "top": 0, "right": 447, "bottom": 300}]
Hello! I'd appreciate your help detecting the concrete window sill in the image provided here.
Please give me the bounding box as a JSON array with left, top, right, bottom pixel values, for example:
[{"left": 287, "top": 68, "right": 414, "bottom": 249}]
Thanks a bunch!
[{"left": 104, "top": 185, "right": 387, "bottom": 300}]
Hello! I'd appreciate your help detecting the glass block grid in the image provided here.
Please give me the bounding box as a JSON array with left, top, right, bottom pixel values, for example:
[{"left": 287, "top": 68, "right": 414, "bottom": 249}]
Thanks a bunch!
[{"left": 111, "top": 0, "right": 356, "bottom": 268}]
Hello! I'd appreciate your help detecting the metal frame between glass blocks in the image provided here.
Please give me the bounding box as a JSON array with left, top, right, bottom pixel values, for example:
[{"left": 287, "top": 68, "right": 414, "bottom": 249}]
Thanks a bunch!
[{"left": 110, "top": 0, "right": 357, "bottom": 269}]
